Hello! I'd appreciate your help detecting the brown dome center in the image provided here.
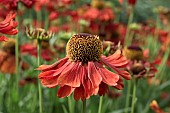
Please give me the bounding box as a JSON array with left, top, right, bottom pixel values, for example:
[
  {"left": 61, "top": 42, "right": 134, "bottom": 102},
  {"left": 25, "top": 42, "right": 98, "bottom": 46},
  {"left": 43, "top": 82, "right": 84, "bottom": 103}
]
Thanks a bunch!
[{"left": 66, "top": 33, "right": 103, "bottom": 64}]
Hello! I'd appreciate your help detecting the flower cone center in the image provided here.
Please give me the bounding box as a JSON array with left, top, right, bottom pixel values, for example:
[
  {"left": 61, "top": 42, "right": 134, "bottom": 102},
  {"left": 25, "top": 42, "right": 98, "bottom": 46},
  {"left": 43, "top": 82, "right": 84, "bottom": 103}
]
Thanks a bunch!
[
  {"left": 123, "top": 46, "right": 143, "bottom": 60},
  {"left": 66, "top": 33, "right": 103, "bottom": 64}
]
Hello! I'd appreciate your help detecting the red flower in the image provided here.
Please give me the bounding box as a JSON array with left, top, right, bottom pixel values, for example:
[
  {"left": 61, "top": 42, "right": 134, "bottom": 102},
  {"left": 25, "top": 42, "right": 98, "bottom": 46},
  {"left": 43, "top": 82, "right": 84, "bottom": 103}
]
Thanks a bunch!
[
  {"left": 37, "top": 33, "right": 130, "bottom": 100},
  {"left": 98, "top": 8, "right": 114, "bottom": 21},
  {"left": 83, "top": 8, "right": 99, "bottom": 21},
  {"left": 123, "top": 46, "right": 158, "bottom": 79},
  {"left": 0, "top": 12, "right": 18, "bottom": 40},
  {"left": 0, "top": 38, "right": 29, "bottom": 74},
  {"left": 0, "top": 36, "right": 8, "bottom": 42},
  {"left": 128, "top": 0, "right": 136, "bottom": 5},
  {"left": 0, "top": 0, "right": 18, "bottom": 10},
  {"left": 21, "top": 43, "right": 55, "bottom": 61}
]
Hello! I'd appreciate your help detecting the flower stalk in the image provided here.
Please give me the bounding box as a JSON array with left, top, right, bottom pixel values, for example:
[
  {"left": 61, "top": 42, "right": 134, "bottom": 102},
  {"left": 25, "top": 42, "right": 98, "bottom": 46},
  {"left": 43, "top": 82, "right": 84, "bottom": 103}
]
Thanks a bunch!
[
  {"left": 98, "top": 96, "right": 103, "bottom": 113},
  {"left": 83, "top": 100, "right": 86, "bottom": 113},
  {"left": 37, "top": 39, "right": 43, "bottom": 113},
  {"left": 68, "top": 96, "right": 73, "bottom": 113},
  {"left": 15, "top": 28, "right": 19, "bottom": 94},
  {"left": 125, "top": 6, "right": 134, "bottom": 46},
  {"left": 131, "top": 78, "right": 137, "bottom": 113},
  {"left": 125, "top": 80, "right": 132, "bottom": 113}
]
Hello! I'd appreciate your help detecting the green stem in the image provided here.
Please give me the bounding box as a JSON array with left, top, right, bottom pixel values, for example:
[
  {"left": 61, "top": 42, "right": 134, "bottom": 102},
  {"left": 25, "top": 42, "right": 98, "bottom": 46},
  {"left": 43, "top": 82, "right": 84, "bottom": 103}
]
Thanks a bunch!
[
  {"left": 37, "top": 39, "right": 42, "bottom": 113},
  {"left": 125, "top": 6, "right": 134, "bottom": 46},
  {"left": 125, "top": 80, "right": 132, "bottom": 113},
  {"left": 82, "top": 100, "right": 86, "bottom": 113},
  {"left": 131, "top": 79, "right": 137, "bottom": 113},
  {"left": 68, "top": 96, "right": 73, "bottom": 113},
  {"left": 98, "top": 96, "right": 103, "bottom": 113},
  {"left": 15, "top": 30, "right": 19, "bottom": 94}
]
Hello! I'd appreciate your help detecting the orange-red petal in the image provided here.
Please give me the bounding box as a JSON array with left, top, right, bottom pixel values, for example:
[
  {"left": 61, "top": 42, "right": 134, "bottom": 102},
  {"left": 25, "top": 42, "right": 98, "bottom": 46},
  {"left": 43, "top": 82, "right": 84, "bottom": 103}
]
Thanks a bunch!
[
  {"left": 88, "top": 62, "right": 102, "bottom": 88},
  {"left": 37, "top": 57, "right": 68, "bottom": 71},
  {"left": 58, "top": 62, "right": 81, "bottom": 87},
  {"left": 95, "top": 62, "right": 119, "bottom": 86},
  {"left": 57, "top": 85, "right": 75, "bottom": 98}
]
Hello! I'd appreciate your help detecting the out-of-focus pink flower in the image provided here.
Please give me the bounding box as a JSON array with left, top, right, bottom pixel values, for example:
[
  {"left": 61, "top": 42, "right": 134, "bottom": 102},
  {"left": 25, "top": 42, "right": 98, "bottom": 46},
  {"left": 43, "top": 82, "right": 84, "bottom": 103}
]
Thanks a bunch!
[
  {"left": 98, "top": 8, "right": 114, "bottom": 21},
  {"left": 0, "top": 0, "right": 18, "bottom": 10},
  {"left": 119, "top": 0, "right": 124, "bottom": 5},
  {"left": 49, "top": 11, "right": 59, "bottom": 21},
  {"left": 34, "top": 0, "right": 50, "bottom": 12},
  {"left": 83, "top": 8, "right": 99, "bottom": 21}
]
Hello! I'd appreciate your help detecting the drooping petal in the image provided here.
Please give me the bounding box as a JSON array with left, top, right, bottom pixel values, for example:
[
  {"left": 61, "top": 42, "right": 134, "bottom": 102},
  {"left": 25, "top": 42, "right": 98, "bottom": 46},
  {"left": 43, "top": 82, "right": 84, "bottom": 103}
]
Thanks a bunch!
[
  {"left": 37, "top": 57, "right": 68, "bottom": 71},
  {"left": 52, "top": 61, "right": 71, "bottom": 76},
  {"left": 98, "top": 82, "right": 108, "bottom": 96},
  {"left": 113, "top": 78, "right": 124, "bottom": 90},
  {"left": 57, "top": 85, "right": 75, "bottom": 98},
  {"left": 82, "top": 66, "right": 96, "bottom": 99},
  {"left": 41, "top": 76, "right": 59, "bottom": 88},
  {"left": 116, "top": 70, "right": 131, "bottom": 80},
  {"left": 38, "top": 61, "right": 72, "bottom": 88},
  {"left": 106, "top": 50, "right": 122, "bottom": 60},
  {"left": 101, "top": 57, "right": 131, "bottom": 80},
  {"left": 95, "top": 62, "right": 119, "bottom": 86},
  {"left": 38, "top": 70, "right": 56, "bottom": 79},
  {"left": 101, "top": 55, "right": 128, "bottom": 68},
  {"left": 58, "top": 62, "right": 81, "bottom": 87},
  {"left": 88, "top": 62, "right": 102, "bottom": 88},
  {"left": 74, "top": 85, "right": 85, "bottom": 101}
]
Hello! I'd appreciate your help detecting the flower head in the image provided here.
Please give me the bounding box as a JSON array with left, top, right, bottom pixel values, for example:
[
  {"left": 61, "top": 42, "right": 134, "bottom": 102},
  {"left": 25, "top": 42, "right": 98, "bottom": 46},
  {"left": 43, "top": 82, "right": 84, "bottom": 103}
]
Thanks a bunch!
[
  {"left": 66, "top": 33, "right": 103, "bottom": 64},
  {"left": 124, "top": 45, "right": 158, "bottom": 78},
  {"left": 123, "top": 46, "right": 143, "bottom": 61},
  {"left": 26, "top": 27, "right": 54, "bottom": 40},
  {"left": 1, "top": 38, "right": 15, "bottom": 54},
  {"left": 37, "top": 33, "right": 130, "bottom": 100},
  {"left": 0, "top": 12, "right": 18, "bottom": 41},
  {"left": 0, "top": 38, "right": 29, "bottom": 74}
]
